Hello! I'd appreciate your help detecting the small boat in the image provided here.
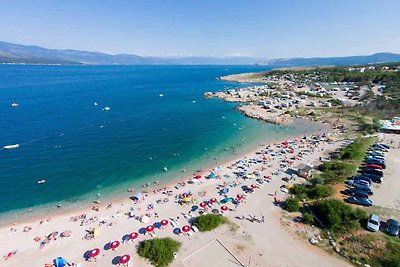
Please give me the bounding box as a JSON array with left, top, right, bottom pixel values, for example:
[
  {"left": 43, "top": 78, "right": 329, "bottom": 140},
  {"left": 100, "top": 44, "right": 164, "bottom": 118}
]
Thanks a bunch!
[
  {"left": 163, "top": 167, "right": 168, "bottom": 172},
  {"left": 103, "top": 106, "right": 111, "bottom": 111},
  {"left": 3, "top": 144, "right": 19, "bottom": 149},
  {"left": 192, "top": 100, "right": 196, "bottom": 103},
  {"left": 11, "top": 103, "right": 19, "bottom": 107},
  {"left": 159, "top": 94, "right": 164, "bottom": 97},
  {"left": 94, "top": 102, "right": 98, "bottom": 106},
  {"left": 37, "top": 179, "right": 46, "bottom": 184}
]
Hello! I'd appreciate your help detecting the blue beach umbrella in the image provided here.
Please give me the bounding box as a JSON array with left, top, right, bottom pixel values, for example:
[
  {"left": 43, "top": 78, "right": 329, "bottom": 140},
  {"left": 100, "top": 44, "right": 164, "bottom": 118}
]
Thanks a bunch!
[{"left": 54, "top": 257, "right": 66, "bottom": 267}]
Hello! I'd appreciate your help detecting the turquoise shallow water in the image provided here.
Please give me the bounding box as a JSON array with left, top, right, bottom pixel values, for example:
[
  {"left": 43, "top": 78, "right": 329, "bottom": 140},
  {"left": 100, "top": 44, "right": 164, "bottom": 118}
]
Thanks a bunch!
[{"left": 0, "top": 65, "right": 323, "bottom": 221}]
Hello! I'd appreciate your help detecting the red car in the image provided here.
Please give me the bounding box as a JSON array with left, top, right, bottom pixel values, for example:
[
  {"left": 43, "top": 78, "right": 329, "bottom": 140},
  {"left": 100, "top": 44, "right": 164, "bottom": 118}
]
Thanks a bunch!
[{"left": 363, "top": 164, "right": 383, "bottom": 170}]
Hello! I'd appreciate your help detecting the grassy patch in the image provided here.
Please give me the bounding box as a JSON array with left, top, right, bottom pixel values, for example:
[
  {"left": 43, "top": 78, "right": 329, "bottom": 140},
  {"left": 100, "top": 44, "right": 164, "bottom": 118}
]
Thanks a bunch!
[
  {"left": 192, "top": 214, "right": 226, "bottom": 232},
  {"left": 137, "top": 237, "right": 181, "bottom": 267},
  {"left": 290, "top": 184, "right": 334, "bottom": 200},
  {"left": 310, "top": 199, "right": 367, "bottom": 234},
  {"left": 336, "top": 137, "right": 375, "bottom": 161},
  {"left": 319, "top": 161, "right": 357, "bottom": 184}
]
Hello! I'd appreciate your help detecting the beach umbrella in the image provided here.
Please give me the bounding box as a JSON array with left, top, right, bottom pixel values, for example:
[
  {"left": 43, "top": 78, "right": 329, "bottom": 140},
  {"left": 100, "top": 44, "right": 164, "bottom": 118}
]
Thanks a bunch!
[
  {"left": 54, "top": 257, "right": 67, "bottom": 267},
  {"left": 211, "top": 209, "right": 219, "bottom": 214},
  {"left": 160, "top": 220, "right": 169, "bottom": 227},
  {"left": 182, "top": 225, "right": 191, "bottom": 233},
  {"left": 93, "top": 228, "right": 100, "bottom": 238},
  {"left": 110, "top": 240, "right": 120, "bottom": 250},
  {"left": 141, "top": 216, "right": 149, "bottom": 223},
  {"left": 48, "top": 231, "right": 59, "bottom": 240},
  {"left": 221, "top": 205, "right": 229, "bottom": 211},
  {"left": 90, "top": 248, "right": 100, "bottom": 258},
  {"left": 119, "top": 255, "right": 131, "bottom": 265},
  {"left": 129, "top": 232, "right": 138, "bottom": 240},
  {"left": 194, "top": 175, "right": 202, "bottom": 179},
  {"left": 191, "top": 205, "right": 199, "bottom": 211},
  {"left": 237, "top": 194, "right": 244, "bottom": 200},
  {"left": 146, "top": 225, "right": 155, "bottom": 233},
  {"left": 251, "top": 184, "right": 258, "bottom": 189},
  {"left": 183, "top": 197, "right": 192, "bottom": 202},
  {"left": 173, "top": 228, "right": 181, "bottom": 235},
  {"left": 199, "top": 202, "right": 207, "bottom": 208},
  {"left": 61, "top": 230, "right": 71, "bottom": 238},
  {"left": 210, "top": 198, "right": 217, "bottom": 203}
]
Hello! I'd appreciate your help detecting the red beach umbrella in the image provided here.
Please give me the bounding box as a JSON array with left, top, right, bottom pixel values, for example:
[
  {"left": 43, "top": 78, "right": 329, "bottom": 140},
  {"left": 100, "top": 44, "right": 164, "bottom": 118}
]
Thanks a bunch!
[
  {"left": 182, "top": 225, "right": 191, "bottom": 233},
  {"left": 119, "top": 254, "right": 131, "bottom": 264},
  {"left": 129, "top": 232, "right": 138, "bottom": 240},
  {"left": 160, "top": 220, "right": 169, "bottom": 227},
  {"left": 199, "top": 202, "right": 207, "bottom": 208},
  {"left": 237, "top": 194, "right": 244, "bottom": 200},
  {"left": 110, "top": 240, "right": 120, "bottom": 250},
  {"left": 90, "top": 248, "right": 100, "bottom": 258},
  {"left": 210, "top": 198, "right": 217, "bottom": 203},
  {"left": 146, "top": 225, "right": 155, "bottom": 233},
  {"left": 221, "top": 205, "right": 229, "bottom": 211},
  {"left": 251, "top": 184, "right": 258, "bottom": 189},
  {"left": 194, "top": 175, "right": 202, "bottom": 179}
]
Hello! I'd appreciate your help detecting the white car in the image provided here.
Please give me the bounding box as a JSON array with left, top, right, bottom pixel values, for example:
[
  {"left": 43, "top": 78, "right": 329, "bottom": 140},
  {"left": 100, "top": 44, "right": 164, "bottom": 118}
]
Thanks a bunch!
[{"left": 367, "top": 214, "right": 380, "bottom": 232}]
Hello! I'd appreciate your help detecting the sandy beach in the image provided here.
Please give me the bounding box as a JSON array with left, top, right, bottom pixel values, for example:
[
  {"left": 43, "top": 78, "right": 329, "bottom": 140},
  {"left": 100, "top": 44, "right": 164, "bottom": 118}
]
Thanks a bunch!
[{"left": 0, "top": 125, "right": 352, "bottom": 267}]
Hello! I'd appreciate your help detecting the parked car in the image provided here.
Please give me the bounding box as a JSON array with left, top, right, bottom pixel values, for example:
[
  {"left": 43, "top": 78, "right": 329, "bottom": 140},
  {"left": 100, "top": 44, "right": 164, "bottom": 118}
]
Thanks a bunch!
[
  {"left": 367, "top": 214, "right": 381, "bottom": 232},
  {"left": 360, "top": 173, "right": 383, "bottom": 183},
  {"left": 367, "top": 150, "right": 385, "bottom": 157},
  {"left": 366, "top": 155, "right": 386, "bottom": 161},
  {"left": 347, "top": 179, "right": 371, "bottom": 188},
  {"left": 375, "top": 143, "right": 390, "bottom": 149},
  {"left": 386, "top": 219, "right": 400, "bottom": 236},
  {"left": 352, "top": 183, "right": 373, "bottom": 192},
  {"left": 350, "top": 175, "right": 372, "bottom": 183},
  {"left": 360, "top": 168, "right": 383, "bottom": 177},
  {"left": 341, "top": 187, "right": 373, "bottom": 196},
  {"left": 345, "top": 196, "right": 373, "bottom": 206},
  {"left": 363, "top": 164, "right": 383, "bottom": 170}
]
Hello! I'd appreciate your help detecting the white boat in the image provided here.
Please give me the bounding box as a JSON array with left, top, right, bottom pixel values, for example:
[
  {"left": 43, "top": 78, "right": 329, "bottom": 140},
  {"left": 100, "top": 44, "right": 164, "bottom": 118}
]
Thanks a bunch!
[
  {"left": 11, "top": 103, "right": 19, "bottom": 107},
  {"left": 94, "top": 102, "right": 98, "bottom": 106},
  {"left": 159, "top": 93, "right": 164, "bottom": 97},
  {"left": 3, "top": 144, "right": 19, "bottom": 149},
  {"left": 103, "top": 106, "right": 111, "bottom": 111},
  {"left": 37, "top": 179, "right": 46, "bottom": 184}
]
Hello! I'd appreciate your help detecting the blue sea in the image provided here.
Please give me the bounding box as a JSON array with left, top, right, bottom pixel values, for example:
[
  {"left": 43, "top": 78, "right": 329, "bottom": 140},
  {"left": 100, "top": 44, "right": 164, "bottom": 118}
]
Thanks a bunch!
[{"left": 0, "top": 65, "right": 323, "bottom": 221}]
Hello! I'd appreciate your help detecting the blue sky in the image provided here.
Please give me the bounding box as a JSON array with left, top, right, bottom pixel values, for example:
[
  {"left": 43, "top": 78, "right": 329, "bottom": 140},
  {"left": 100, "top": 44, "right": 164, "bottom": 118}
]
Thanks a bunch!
[{"left": 1, "top": 0, "right": 399, "bottom": 58}]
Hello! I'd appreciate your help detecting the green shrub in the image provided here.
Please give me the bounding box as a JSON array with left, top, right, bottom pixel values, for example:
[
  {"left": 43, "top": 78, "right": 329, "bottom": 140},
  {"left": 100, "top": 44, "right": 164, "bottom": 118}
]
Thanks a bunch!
[
  {"left": 303, "top": 212, "right": 315, "bottom": 224},
  {"left": 311, "top": 199, "right": 367, "bottom": 233},
  {"left": 290, "top": 184, "right": 333, "bottom": 200},
  {"left": 192, "top": 214, "right": 225, "bottom": 232},
  {"left": 283, "top": 197, "right": 300, "bottom": 212},
  {"left": 319, "top": 161, "right": 356, "bottom": 183},
  {"left": 310, "top": 176, "right": 325, "bottom": 186},
  {"left": 138, "top": 238, "right": 181, "bottom": 267},
  {"left": 308, "top": 185, "right": 334, "bottom": 199}
]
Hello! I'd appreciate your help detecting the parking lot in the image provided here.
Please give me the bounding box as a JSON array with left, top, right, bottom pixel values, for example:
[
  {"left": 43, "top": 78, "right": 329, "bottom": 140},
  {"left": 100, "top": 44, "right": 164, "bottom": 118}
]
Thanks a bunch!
[{"left": 370, "top": 133, "right": 400, "bottom": 211}]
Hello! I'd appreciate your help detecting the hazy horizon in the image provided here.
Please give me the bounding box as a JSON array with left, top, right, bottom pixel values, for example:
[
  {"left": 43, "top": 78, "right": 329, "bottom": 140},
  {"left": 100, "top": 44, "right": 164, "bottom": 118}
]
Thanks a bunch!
[{"left": 1, "top": 0, "right": 400, "bottom": 58}]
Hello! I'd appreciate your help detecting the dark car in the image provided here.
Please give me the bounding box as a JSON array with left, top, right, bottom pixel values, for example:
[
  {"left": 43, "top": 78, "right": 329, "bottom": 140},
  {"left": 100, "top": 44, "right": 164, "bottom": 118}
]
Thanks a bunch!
[
  {"left": 345, "top": 196, "right": 373, "bottom": 206},
  {"left": 386, "top": 219, "right": 399, "bottom": 236},
  {"left": 351, "top": 175, "right": 372, "bottom": 183},
  {"left": 360, "top": 168, "right": 383, "bottom": 177},
  {"left": 342, "top": 187, "right": 373, "bottom": 196},
  {"left": 360, "top": 173, "right": 383, "bottom": 183}
]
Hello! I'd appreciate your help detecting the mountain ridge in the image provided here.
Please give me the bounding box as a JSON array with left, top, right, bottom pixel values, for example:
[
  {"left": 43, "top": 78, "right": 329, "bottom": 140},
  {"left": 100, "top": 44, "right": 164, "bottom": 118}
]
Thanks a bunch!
[{"left": 1, "top": 41, "right": 400, "bottom": 66}]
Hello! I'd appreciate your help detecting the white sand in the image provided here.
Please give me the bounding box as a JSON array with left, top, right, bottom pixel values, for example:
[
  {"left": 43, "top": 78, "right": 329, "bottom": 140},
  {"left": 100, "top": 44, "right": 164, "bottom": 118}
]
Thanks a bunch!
[{"left": 0, "top": 130, "right": 351, "bottom": 267}]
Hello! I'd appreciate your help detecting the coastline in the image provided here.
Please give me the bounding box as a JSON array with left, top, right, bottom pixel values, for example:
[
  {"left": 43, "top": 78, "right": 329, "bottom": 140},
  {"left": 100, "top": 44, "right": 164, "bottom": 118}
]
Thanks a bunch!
[
  {"left": 0, "top": 118, "right": 328, "bottom": 227},
  {"left": 0, "top": 121, "right": 348, "bottom": 267}
]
